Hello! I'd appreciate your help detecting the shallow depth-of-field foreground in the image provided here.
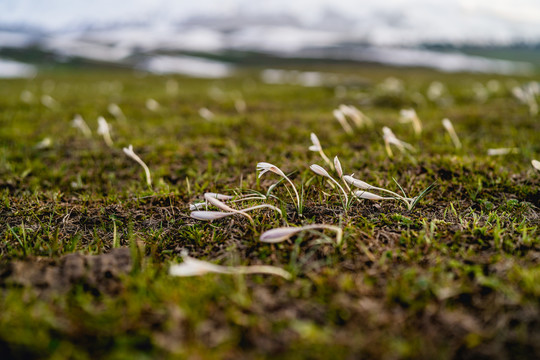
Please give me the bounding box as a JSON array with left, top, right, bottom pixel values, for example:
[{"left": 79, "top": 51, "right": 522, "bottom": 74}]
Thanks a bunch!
[{"left": 1, "top": 65, "right": 539, "bottom": 359}]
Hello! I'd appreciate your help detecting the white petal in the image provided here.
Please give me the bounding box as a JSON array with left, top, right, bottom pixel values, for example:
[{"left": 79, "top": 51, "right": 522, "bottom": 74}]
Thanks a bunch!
[
  {"left": 259, "top": 227, "right": 304, "bottom": 243},
  {"left": 334, "top": 156, "right": 343, "bottom": 178},
  {"left": 310, "top": 132, "right": 321, "bottom": 147},
  {"left": 190, "top": 211, "right": 233, "bottom": 220},
  {"left": 532, "top": 159, "right": 540, "bottom": 171},
  {"left": 310, "top": 164, "right": 330, "bottom": 178},
  {"left": 487, "top": 148, "right": 519, "bottom": 156},
  {"left": 204, "top": 192, "right": 234, "bottom": 201},
  {"left": 343, "top": 175, "right": 372, "bottom": 190},
  {"left": 354, "top": 190, "right": 384, "bottom": 200}
]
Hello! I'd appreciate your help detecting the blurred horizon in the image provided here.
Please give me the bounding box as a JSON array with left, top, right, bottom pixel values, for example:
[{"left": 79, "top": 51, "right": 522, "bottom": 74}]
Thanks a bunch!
[{"left": 1, "top": 0, "right": 540, "bottom": 78}]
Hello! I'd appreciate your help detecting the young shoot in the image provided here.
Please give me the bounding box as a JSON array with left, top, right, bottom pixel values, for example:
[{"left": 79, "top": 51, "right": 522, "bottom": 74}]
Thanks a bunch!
[
  {"left": 145, "top": 98, "right": 160, "bottom": 112},
  {"left": 108, "top": 103, "right": 126, "bottom": 121},
  {"left": 71, "top": 114, "right": 92, "bottom": 138},
  {"left": 189, "top": 192, "right": 267, "bottom": 211},
  {"left": 199, "top": 107, "right": 215, "bottom": 120},
  {"left": 332, "top": 109, "right": 354, "bottom": 134},
  {"left": 344, "top": 174, "right": 435, "bottom": 211},
  {"left": 382, "top": 126, "right": 416, "bottom": 158},
  {"left": 487, "top": 148, "right": 519, "bottom": 156},
  {"left": 338, "top": 104, "right": 373, "bottom": 128},
  {"left": 257, "top": 162, "right": 302, "bottom": 215},
  {"left": 260, "top": 224, "right": 343, "bottom": 245},
  {"left": 309, "top": 133, "right": 333, "bottom": 170},
  {"left": 310, "top": 164, "right": 349, "bottom": 210},
  {"left": 399, "top": 109, "right": 422, "bottom": 136},
  {"left": 190, "top": 192, "right": 282, "bottom": 225},
  {"left": 442, "top": 118, "right": 462, "bottom": 150},
  {"left": 97, "top": 116, "right": 114, "bottom": 147},
  {"left": 123, "top": 145, "right": 152, "bottom": 189},
  {"left": 170, "top": 251, "right": 291, "bottom": 279},
  {"left": 41, "top": 95, "right": 59, "bottom": 110}
]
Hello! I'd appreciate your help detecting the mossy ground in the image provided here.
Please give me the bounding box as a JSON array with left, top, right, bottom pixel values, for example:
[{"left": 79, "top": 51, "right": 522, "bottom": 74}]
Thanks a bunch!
[{"left": 0, "top": 64, "right": 539, "bottom": 359}]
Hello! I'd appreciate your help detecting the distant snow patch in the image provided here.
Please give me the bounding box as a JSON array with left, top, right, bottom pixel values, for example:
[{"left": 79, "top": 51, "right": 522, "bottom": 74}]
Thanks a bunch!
[
  {"left": 0, "top": 59, "right": 36, "bottom": 78},
  {"left": 140, "top": 56, "right": 233, "bottom": 78}
]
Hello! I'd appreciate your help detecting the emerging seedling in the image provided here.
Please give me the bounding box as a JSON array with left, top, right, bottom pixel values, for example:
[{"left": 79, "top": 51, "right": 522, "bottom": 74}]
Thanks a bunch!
[
  {"left": 190, "top": 192, "right": 267, "bottom": 210},
  {"left": 487, "top": 148, "right": 519, "bottom": 156},
  {"left": 442, "top": 118, "right": 462, "bottom": 150},
  {"left": 382, "top": 126, "right": 415, "bottom": 157},
  {"left": 146, "top": 98, "right": 160, "bottom": 112},
  {"left": 199, "top": 107, "right": 215, "bottom": 120},
  {"left": 170, "top": 251, "right": 291, "bottom": 279},
  {"left": 123, "top": 145, "right": 152, "bottom": 189},
  {"left": 41, "top": 95, "right": 59, "bottom": 110},
  {"left": 97, "top": 116, "right": 114, "bottom": 147},
  {"left": 338, "top": 104, "right": 373, "bottom": 128},
  {"left": 108, "top": 103, "right": 126, "bottom": 121},
  {"left": 257, "top": 162, "right": 302, "bottom": 215},
  {"left": 399, "top": 109, "right": 422, "bottom": 136},
  {"left": 260, "top": 224, "right": 343, "bottom": 245},
  {"left": 35, "top": 137, "right": 52, "bottom": 150},
  {"left": 310, "top": 164, "right": 349, "bottom": 210},
  {"left": 333, "top": 108, "right": 354, "bottom": 134},
  {"left": 344, "top": 174, "right": 435, "bottom": 211},
  {"left": 190, "top": 193, "right": 281, "bottom": 225},
  {"left": 309, "top": 133, "right": 333, "bottom": 170},
  {"left": 71, "top": 114, "right": 92, "bottom": 138}
]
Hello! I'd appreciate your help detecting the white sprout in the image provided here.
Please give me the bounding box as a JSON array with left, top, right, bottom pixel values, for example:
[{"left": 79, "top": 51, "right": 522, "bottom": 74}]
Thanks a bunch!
[
  {"left": 310, "top": 164, "right": 348, "bottom": 208},
  {"left": 123, "top": 144, "right": 152, "bottom": 188},
  {"left": 487, "top": 148, "right": 519, "bottom": 156},
  {"left": 334, "top": 156, "right": 351, "bottom": 192},
  {"left": 309, "top": 133, "right": 333, "bottom": 170},
  {"left": 382, "top": 126, "right": 415, "bottom": 157},
  {"left": 190, "top": 193, "right": 281, "bottom": 225},
  {"left": 146, "top": 98, "right": 160, "bottom": 112},
  {"left": 427, "top": 81, "right": 445, "bottom": 101},
  {"left": 108, "top": 103, "right": 126, "bottom": 121},
  {"left": 399, "top": 109, "right": 422, "bottom": 136},
  {"left": 20, "top": 90, "right": 34, "bottom": 103},
  {"left": 170, "top": 252, "right": 291, "bottom": 280},
  {"left": 234, "top": 98, "right": 247, "bottom": 114},
  {"left": 442, "top": 118, "right": 462, "bottom": 150},
  {"left": 190, "top": 192, "right": 266, "bottom": 210},
  {"left": 41, "top": 95, "right": 59, "bottom": 109},
  {"left": 35, "top": 137, "right": 52, "bottom": 150},
  {"left": 354, "top": 190, "right": 390, "bottom": 200},
  {"left": 71, "top": 114, "right": 92, "bottom": 138},
  {"left": 260, "top": 224, "right": 343, "bottom": 245},
  {"left": 257, "top": 162, "right": 301, "bottom": 212},
  {"left": 338, "top": 104, "right": 372, "bottom": 128},
  {"left": 199, "top": 107, "right": 215, "bottom": 120},
  {"left": 97, "top": 116, "right": 114, "bottom": 147},
  {"left": 344, "top": 174, "right": 434, "bottom": 211},
  {"left": 332, "top": 109, "right": 354, "bottom": 134}
]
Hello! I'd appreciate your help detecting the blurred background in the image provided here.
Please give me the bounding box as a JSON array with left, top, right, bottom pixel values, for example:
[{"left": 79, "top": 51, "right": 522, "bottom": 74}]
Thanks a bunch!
[{"left": 1, "top": 0, "right": 540, "bottom": 78}]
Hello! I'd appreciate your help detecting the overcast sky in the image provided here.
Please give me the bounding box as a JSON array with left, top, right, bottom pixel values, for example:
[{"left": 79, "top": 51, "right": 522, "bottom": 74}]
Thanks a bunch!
[{"left": 1, "top": 0, "right": 540, "bottom": 44}]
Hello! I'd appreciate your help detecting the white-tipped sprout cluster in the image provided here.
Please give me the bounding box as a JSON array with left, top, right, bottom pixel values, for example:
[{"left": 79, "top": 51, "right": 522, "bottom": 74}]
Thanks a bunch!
[
  {"left": 257, "top": 162, "right": 302, "bottom": 215},
  {"left": 344, "top": 174, "right": 436, "bottom": 211},
  {"left": 399, "top": 108, "right": 422, "bottom": 136},
  {"left": 382, "top": 126, "right": 416, "bottom": 157},
  {"left": 190, "top": 192, "right": 281, "bottom": 226},
  {"left": 512, "top": 82, "right": 539, "bottom": 116}
]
